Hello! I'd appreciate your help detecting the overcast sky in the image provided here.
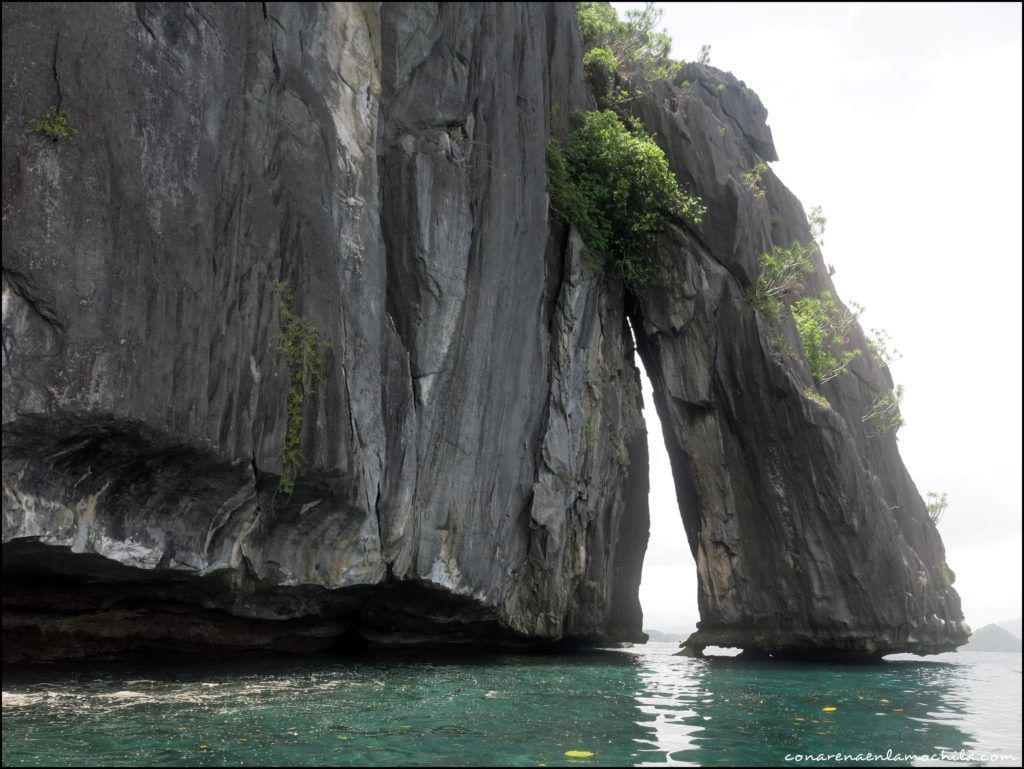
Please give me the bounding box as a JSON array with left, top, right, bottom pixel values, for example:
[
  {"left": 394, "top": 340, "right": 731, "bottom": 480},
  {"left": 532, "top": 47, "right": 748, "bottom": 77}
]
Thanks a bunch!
[{"left": 611, "top": 2, "right": 1024, "bottom": 635}]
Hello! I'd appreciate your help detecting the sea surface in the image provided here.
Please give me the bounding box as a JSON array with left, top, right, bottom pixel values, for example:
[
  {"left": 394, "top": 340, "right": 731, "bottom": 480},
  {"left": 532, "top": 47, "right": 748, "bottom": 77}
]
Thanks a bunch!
[{"left": 2, "top": 644, "right": 1020, "bottom": 767}]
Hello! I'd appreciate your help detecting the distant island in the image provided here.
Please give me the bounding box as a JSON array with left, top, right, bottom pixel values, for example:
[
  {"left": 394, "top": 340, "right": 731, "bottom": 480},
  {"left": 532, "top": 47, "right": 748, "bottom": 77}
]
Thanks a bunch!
[
  {"left": 999, "top": 618, "right": 1022, "bottom": 639},
  {"left": 962, "top": 623, "right": 1023, "bottom": 652}
]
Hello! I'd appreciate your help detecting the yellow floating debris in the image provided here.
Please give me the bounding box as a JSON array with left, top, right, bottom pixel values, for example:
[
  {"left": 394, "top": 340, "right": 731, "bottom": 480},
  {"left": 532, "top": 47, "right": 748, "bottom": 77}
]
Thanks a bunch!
[
  {"left": 822, "top": 706, "right": 837, "bottom": 712},
  {"left": 794, "top": 717, "right": 805, "bottom": 721},
  {"left": 894, "top": 708, "right": 904, "bottom": 712},
  {"left": 337, "top": 736, "right": 348, "bottom": 740},
  {"left": 564, "top": 750, "right": 595, "bottom": 758},
  {"left": 880, "top": 699, "right": 890, "bottom": 704},
  {"left": 199, "top": 745, "right": 208, "bottom": 749}
]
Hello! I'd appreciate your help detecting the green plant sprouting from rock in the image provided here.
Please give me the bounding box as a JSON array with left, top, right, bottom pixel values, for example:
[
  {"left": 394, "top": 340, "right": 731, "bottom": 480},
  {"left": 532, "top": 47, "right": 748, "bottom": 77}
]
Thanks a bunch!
[
  {"left": 745, "top": 207, "right": 888, "bottom": 391},
  {"left": 583, "top": 47, "right": 620, "bottom": 77},
  {"left": 741, "top": 162, "right": 768, "bottom": 198},
  {"left": 807, "top": 205, "right": 827, "bottom": 246},
  {"left": 863, "top": 384, "right": 905, "bottom": 437},
  {"left": 791, "top": 291, "right": 861, "bottom": 384},
  {"left": 746, "top": 205, "right": 824, "bottom": 320},
  {"left": 745, "top": 240, "right": 815, "bottom": 321},
  {"left": 576, "top": 2, "right": 681, "bottom": 81},
  {"left": 547, "top": 109, "right": 705, "bottom": 293},
  {"left": 941, "top": 562, "right": 956, "bottom": 587},
  {"left": 867, "top": 327, "right": 901, "bottom": 368},
  {"left": 926, "top": 491, "right": 948, "bottom": 526},
  {"left": 273, "top": 280, "right": 329, "bottom": 494},
  {"left": 25, "top": 106, "right": 77, "bottom": 141},
  {"left": 803, "top": 388, "right": 830, "bottom": 409}
]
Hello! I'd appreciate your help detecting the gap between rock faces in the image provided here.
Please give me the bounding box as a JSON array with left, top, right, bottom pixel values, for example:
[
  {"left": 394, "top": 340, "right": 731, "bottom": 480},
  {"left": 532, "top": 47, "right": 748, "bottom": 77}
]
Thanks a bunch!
[{"left": 597, "top": 49, "right": 968, "bottom": 657}]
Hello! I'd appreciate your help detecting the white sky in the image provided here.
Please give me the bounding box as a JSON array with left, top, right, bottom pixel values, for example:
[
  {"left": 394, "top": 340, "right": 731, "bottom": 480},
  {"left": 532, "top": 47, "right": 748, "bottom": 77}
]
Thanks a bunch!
[{"left": 611, "top": 2, "right": 1024, "bottom": 634}]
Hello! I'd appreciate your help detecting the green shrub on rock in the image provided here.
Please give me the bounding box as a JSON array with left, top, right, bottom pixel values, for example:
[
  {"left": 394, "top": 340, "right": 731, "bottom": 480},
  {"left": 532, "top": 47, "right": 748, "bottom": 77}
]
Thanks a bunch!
[
  {"left": 576, "top": 2, "right": 681, "bottom": 81},
  {"left": 863, "top": 384, "right": 905, "bottom": 437},
  {"left": 583, "top": 47, "right": 620, "bottom": 76},
  {"left": 548, "top": 109, "right": 704, "bottom": 292},
  {"left": 25, "top": 106, "right": 77, "bottom": 141},
  {"left": 746, "top": 206, "right": 825, "bottom": 320},
  {"left": 273, "top": 280, "right": 329, "bottom": 494},
  {"left": 867, "top": 327, "right": 901, "bottom": 368},
  {"left": 791, "top": 291, "right": 861, "bottom": 383},
  {"left": 926, "top": 492, "right": 949, "bottom": 526},
  {"left": 740, "top": 162, "right": 768, "bottom": 198},
  {"left": 745, "top": 241, "right": 815, "bottom": 321}
]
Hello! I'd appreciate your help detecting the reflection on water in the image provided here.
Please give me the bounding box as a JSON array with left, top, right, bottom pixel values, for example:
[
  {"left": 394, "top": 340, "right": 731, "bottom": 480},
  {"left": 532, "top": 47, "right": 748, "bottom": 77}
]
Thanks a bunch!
[
  {"left": 633, "top": 645, "right": 1021, "bottom": 767},
  {"left": 2, "top": 645, "right": 1020, "bottom": 767}
]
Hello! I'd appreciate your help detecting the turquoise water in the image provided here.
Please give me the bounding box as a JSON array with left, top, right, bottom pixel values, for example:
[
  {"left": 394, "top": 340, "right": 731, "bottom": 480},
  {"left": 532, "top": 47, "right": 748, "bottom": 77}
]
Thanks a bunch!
[{"left": 2, "top": 644, "right": 1020, "bottom": 767}]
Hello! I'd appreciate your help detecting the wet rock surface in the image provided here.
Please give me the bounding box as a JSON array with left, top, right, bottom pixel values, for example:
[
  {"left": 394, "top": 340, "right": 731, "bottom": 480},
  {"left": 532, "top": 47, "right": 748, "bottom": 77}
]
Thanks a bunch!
[{"left": 2, "top": 3, "right": 964, "bottom": 661}]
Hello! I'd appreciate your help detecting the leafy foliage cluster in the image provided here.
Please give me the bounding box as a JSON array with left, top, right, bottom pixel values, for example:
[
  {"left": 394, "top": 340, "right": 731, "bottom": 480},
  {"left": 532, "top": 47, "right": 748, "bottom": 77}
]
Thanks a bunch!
[
  {"left": 926, "top": 492, "right": 949, "bottom": 526},
  {"left": 548, "top": 109, "right": 705, "bottom": 292},
  {"left": 740, "top": 162, "right": 768, "bottom": 198},
  {"left": 803, "top": 388, "right": 830, "bottom": 409},
  {"left": 862, "top": 384, "right": 905, "bottom": 437},
  {"left": 583, "top": 47, "right": 620, "bottom": 77},
  {"left": 867, "top": 327, "right": 901, "bottom": 368},
  {"left": 25, "top": 106, "right": 77, "bottom": 141},
  {"left": 745, "top": 204, "right": 820, "bottom": 321},
  {"left": 941, "top": 562, "right": 956, "bottom": 587},
  {"left": 744, "top": 240, "right": 815, "bottom": 321},
  {"left": 807, "top": 205, "right": 827, "bottom": 245},
  {"left": 273, "top": 280, "right": 329, "bottom": 494},
  {"left": 576, "top": 2, "right": 681, "bottom": 81},
  {"left": 746, "top": 207, "right": 864, "bottom": 386},
  {"left": 746, "top": 202, "right": 910, "bottom": 441},
  {"left": 790, "top": 291, "right": 862, "bottom": 384},
  {"left": 863, "top": 327, "right": 905, "bottom": 437}
]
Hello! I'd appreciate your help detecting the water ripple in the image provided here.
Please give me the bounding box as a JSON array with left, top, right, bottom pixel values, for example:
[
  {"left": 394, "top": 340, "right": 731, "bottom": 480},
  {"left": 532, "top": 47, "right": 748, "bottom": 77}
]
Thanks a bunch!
[{"left": 1, "top": 647, "right": 1020, "bottom": 766}]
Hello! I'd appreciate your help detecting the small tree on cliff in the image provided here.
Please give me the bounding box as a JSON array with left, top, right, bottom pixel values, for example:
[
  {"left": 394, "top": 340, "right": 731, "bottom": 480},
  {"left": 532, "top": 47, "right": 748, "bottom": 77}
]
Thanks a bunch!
[
  {"left": 548, "top": 109, "right": 704, "bottom": 292},
  {"left": 576, "top": 2, "right": 681, "bottom": 80},
  {"left": 926, "top": 492, "right": 949, "bottom": 526}
]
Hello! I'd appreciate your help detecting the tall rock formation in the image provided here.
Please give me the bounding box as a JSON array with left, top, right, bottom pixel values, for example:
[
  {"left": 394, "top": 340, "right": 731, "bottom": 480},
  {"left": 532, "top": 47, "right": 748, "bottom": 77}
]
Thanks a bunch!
[
  {"left": 621, "top": 67, "right": 965, "bottom": 657},
  {"left": 1, "top": 2, "right": 965, "bottom": 662}
]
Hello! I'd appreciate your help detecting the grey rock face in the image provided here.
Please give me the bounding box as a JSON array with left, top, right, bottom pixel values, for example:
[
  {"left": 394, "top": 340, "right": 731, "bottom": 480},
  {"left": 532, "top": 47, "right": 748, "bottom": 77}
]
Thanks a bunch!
[
  {"left": 624, "top": 64, "right": 966, "bottom": 657},
  {"left": 3, "top": 2, "right": 646, "bottom": 660},
  {"left": 2, "top": 3, "right": 964, "bottom": 661}
]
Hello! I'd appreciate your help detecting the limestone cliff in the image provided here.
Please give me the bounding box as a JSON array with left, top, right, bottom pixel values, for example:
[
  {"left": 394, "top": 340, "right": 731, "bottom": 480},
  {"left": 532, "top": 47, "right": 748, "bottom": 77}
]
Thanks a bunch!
[
  {"left": 623, "top": 67, "right": 966, "bottom": 657},
  {"left": 1, "top": 2, "right": 966, "bottom": 662}
]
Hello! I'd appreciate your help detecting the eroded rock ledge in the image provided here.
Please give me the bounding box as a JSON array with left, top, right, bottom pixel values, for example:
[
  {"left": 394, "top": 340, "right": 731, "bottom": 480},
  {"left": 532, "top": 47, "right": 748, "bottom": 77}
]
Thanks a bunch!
[
  {"left": 2, "top": 2, "right": 965, "bottom": 662},
  {"left": 3, "top": 539, "right": 534, "bottom": 664}
]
